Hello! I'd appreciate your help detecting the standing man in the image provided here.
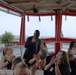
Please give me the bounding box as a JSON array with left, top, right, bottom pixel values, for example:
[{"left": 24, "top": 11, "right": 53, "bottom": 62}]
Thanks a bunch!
[{"left": 23, "top": 30, "right": 41, "bottom": 66}]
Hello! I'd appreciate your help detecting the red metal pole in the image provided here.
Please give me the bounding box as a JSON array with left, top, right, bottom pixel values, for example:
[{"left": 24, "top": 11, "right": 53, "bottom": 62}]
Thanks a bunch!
[
  {"left": 55, "top": 14, "right": 62, "bottom": 53},
  {"left": 20, "top": 13, "right": 25, "bottom": 45},
  {"left": 20, "top": 16, "right": 23, "bottom": 45},
  {"left": 23, "top": 14, "right": 25, "bottom": 44}
]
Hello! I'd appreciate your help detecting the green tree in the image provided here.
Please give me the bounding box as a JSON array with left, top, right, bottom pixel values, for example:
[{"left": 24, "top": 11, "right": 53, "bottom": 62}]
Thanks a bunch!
[{"left": 1, "top": 32, "right": 14, "bottom": 43}]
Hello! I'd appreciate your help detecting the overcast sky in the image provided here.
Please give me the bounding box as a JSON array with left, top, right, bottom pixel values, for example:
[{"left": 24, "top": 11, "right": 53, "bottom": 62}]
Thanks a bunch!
[
  {"left": 0, "top": 11, "right": 21, "bottom": 36},
  {"left": 0, "top": 11, "right": 76, "bottom": 38}
]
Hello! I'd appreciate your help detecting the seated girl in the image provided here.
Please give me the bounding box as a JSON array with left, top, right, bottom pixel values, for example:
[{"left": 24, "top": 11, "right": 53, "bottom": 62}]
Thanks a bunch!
[
  {"left": 1, "top": 47, "right": 15, "bottom": 69},
  {"left": 40, "top": 39, "right": 48, "bottom": 53},
  {"left": 68, "top": 40, "right": 76, "bottom": 60},
  {"left": 29, "top": 49, "right": 48, "bottom": 70},
  {"left": 44, "top": 51, "right": 70, "bottom": 75}
]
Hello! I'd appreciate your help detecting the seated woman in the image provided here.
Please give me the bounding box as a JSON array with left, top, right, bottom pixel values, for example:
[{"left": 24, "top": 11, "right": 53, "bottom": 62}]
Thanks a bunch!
[
  {"left": 29, "top": 49, "right": 48, "bottom": 70},
  {"left": 44, "top": 51, "right": 70, "bottom": 75},
  {"left": 68, "top": 40, "right": 76, "bottom": 75},
  {"left": 68, "top": 40, "right": 76, "bottom": 60},
  {"left": 29, "top": 39, "right": 48, "bottom": 70},
  {"left": 1, "top": 47, "right": 15, "bottom": 69},
  {"left": 40, "top": 39, "right": 48, "bottom": 53}
]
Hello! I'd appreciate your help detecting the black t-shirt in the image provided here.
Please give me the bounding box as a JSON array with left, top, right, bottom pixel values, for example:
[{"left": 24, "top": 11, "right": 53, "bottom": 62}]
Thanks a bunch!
[{"left": 5, "top": 60, "right": 12, "bottom": 69}]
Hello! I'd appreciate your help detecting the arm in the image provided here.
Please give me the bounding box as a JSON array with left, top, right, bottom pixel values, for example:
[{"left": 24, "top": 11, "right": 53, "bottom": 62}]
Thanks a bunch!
[
  {"left": 37, "top": 59, "right": 46, "bottom": 70},
  {"left": 29, "top": 58, "right": 36, "bottom": 65},
  {"left": 54, "top": 57, "right": 62, "bottom": 75},
  {"left": 32, "top": 71, "right": 36, "bottom": 75},
  {"left": 44, "top": 56, "right": 55, "bottom": 70},
  {"left": 55, "top": 65, "right": 61, "bottom": 75},
  {"left": 68, "top": 48, "right": 71, "bottom": 55},
  {"left": 31, "top": 65, "right": 36, "bottom": 75},
  {"left": 25, "top": 37, "right": 34, "bottom": 48},
  {"left": 1, "top": 56, "right": 10, "bottom": 68},
  {"left": 44, "top": 62, "right": 53, "bottom": 70}
]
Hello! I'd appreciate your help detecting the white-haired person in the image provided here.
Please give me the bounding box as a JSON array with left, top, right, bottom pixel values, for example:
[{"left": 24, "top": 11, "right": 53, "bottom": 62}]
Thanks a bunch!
[{"left": 14, "top": 62, "right": 36, "bottom": 75}]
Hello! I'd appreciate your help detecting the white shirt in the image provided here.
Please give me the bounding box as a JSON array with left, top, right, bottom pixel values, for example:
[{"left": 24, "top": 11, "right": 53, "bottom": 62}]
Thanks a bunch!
[
  {"left": 70, "top": 50, "right": 76, "bottom": 58},
  {"left": 70, "top": 50, "right": 76, "bottom": 55}
]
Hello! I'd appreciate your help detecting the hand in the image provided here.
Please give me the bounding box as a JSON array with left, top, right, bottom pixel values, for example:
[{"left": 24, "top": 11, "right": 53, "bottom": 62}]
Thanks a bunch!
[
  {"left": 7, "top": 56, "right": 12, "bottom": 62},
  {"left": 54, "top": 57, "right": 60, "bottom": 65},
  {"left": 31, "top": 64, "right": 36, "bottom": 75},
  {"left": 33, "top": 54, "right": 41, "bottom": 61},
  {"left": 50, "top": 56, "right": 55, "bottom": 65},
  {"left": 31, "top": 64, "right": 36, "bottom": 71},
  {"left": 11, "top": 55, "right": 15, "bottom": 60},
  {"left": 8, "top": 55, "right": 15, "bottom": 61},
  {"left": 56, "top": 51, "right": 62, "bottom": 59},
  {"left": 33, "top": 54, "right": 38, "bottom": 60},
  {"left": 40, "top": 44, "right": 45, "bottom": 49},
  {"left": 32, "top": 37, "right": 36, "bottom": 43}
]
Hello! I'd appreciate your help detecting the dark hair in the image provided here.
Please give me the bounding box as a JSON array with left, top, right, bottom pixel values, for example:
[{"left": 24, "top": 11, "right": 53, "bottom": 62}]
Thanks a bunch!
[
  {"left": 60, "top": 51, "right": 69, "bottom": 65},
  {"left": 12, "top": 56, "right": 23, "bottom": 69},
  {"left": 34, "top": 30, "right": 40, "bottom": 39},
  {"left": 41, "top": 39, "right": 46, "bottom": 47},
  {"left": 39, "top": 49, "right": 48, "bottom": 59},
  {"left": 35, "top": 30, "right": 40, "bottom": 35},
  {"left": 69, "top": 40, "right": 76, "bottom": 49}
]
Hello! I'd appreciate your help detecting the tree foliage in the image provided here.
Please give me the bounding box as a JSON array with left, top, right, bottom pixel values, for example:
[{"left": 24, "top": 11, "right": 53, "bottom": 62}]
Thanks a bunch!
[{"left": 1, "top": 32, "right": 14, "bottom": 43}]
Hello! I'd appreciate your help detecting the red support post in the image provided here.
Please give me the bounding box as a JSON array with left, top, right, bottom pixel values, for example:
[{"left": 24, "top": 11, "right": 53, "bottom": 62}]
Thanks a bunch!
[
  {"left": 55, "top": 43, "right": 61, "bottom": 54},
  {"left": 20, "top": 13, "right": 25, "bottom": 45},
  {"left": 55, "top": 14, "right": 62, "bottom": 53},
  {"left": 62, "top": 12, "right": 76, "bottom": 16}
]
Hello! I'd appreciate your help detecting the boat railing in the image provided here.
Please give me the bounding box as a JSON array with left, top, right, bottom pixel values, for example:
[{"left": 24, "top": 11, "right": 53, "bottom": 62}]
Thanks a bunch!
[{"left": 0, "top": 44, "right": 25, "bottom": 59}]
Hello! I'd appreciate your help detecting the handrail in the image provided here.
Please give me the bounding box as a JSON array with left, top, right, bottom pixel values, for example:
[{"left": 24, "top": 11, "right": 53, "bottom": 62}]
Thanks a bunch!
[{"left": 0, "top": 44, "right": 24, "bottom": 51}]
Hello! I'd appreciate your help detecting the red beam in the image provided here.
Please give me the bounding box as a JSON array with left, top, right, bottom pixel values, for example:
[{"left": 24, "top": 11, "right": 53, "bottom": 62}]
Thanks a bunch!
[
  {"left": 43, "top": 38, "right": 76, "bottom": 43},
  {"left": 60, "top": 38, "right": 76, "bottom": 42},
  {"left": 44, "top": 38, "right": 56, "bottom": 42},
  {"left": 25, "top": 12, "right": 56, "bottom": 16},
  {"left": 62, "top": 12, "right": 76, "bottom": 16}
]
